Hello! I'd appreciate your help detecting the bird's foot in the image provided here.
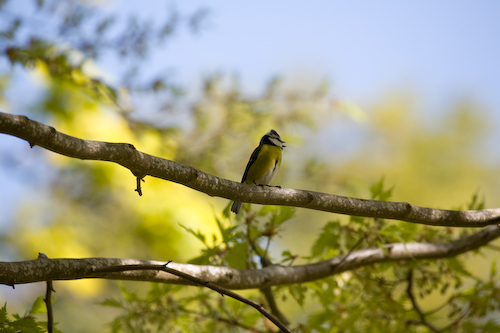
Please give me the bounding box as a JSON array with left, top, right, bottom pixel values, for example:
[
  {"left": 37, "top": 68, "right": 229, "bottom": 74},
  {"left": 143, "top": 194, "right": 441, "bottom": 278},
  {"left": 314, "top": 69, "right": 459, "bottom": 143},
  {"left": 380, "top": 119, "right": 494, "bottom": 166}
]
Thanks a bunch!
[{"left": 257, "top": 184, "right": 281, "bottom": 188}]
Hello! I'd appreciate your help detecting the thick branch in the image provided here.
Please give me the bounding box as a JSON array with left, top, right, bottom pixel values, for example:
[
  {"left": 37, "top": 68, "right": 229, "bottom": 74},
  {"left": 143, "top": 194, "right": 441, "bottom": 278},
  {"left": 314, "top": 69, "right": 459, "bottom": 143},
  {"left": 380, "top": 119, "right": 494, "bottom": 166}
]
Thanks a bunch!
[
  {"left": 1, "top": 111, "right": 499, "bottom": 227},
  {"left": 95, "top": 263, "right": 292, "bottom": 333},
  {"left": 1, "top": 225, "right": 499, "bottom": 288}
]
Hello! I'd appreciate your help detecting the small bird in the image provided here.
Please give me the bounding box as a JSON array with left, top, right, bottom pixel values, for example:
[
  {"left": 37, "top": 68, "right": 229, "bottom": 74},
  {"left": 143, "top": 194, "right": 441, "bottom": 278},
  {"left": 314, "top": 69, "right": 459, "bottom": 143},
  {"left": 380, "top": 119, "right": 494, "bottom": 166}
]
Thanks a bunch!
[{"left": 231, "top": 129, "right": 285, "bottom": 214}]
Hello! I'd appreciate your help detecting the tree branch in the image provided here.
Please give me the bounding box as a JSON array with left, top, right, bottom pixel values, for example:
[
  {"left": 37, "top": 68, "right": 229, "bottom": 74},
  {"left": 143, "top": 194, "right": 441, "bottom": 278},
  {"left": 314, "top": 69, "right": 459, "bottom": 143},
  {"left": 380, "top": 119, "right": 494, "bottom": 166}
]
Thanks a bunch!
[
  {"left": 1, "top": 112, "right": 499, "bottom": 227},
  {"left": 406, "top": 269, "right": 440, "bottom": 332},
  {"left": 94, "top": 263, "right": 292, "bottom": 333},
  {"left": 245, "top": 217, "right": 290, "bottom": 326},
  {"left": 38, "top": 253, "right": 54, "bottom": 333},
  {"left": 1, "top": 225, "right": 499, "bottom": 289}
]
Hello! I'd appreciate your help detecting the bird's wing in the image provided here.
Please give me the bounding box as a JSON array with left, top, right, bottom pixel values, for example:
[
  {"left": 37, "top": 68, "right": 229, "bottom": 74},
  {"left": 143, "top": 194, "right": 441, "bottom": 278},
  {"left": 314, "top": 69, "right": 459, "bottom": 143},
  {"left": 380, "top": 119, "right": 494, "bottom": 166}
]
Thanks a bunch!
[{"left": 241, "top": 145, "right": 261, "bottom": 183}]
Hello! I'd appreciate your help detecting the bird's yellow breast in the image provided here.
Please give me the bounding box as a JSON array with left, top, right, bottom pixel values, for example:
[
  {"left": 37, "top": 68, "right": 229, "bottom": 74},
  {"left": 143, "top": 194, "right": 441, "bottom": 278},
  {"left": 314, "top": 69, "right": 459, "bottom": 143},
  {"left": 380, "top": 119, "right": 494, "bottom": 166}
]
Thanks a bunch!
[{"left": 244, "top": 144, "right": 282, "bottom": 185}]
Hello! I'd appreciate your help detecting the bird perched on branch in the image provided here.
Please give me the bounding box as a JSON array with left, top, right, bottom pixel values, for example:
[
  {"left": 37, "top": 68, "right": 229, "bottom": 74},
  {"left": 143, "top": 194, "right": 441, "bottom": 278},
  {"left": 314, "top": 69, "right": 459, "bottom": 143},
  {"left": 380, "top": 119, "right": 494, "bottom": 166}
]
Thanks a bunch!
[{"left": 231, "top": 129, "right": 285, "bottom": 214}]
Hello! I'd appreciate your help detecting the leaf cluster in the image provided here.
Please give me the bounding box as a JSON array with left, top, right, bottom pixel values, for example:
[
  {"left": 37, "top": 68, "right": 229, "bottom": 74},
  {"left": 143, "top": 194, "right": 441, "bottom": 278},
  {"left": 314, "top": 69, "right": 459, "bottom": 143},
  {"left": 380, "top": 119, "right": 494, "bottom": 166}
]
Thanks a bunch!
[
  {"left": 180, "top": 204, "right": 296, "bottom": 270},
  {"left": 101, "top": 284, "right": 263, "bottom": 333},
  {"left": 0, "top": 299, "right": 61, "bottom": 333},
  {"left": 292, "top": 186, "right": 500, "bottom": 332},
  {"left": 100, "top": 184, "right": 500, "bottom": 332}
]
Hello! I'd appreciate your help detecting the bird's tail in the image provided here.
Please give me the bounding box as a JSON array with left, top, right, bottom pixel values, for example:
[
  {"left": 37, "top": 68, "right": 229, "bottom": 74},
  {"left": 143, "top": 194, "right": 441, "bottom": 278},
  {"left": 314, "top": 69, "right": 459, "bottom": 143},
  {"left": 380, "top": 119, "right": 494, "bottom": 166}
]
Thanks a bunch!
[{"left": 231, "top": 201, "right": 242, "bottom": 214}]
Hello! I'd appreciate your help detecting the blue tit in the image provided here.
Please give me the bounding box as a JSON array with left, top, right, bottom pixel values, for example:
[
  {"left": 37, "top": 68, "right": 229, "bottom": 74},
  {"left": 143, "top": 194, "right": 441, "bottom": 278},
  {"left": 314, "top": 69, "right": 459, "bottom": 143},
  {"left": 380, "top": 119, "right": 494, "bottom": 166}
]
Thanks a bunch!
[{"left": 231, "top": 129, "right": 285, "bottom": 214}]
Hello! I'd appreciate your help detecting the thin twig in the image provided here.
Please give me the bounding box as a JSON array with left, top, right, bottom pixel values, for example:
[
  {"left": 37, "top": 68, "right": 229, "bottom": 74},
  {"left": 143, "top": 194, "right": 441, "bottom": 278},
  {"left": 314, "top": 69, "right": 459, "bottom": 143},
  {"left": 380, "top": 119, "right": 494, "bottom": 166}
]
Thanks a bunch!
[
  {"left": 263, "top": 235, "right": 272, "bottom": 259},
  {"left": 38, "top": 253, "right": 54, "bottom": 333},
  {"left": 260, "top": 286, "right": 289, "bottom": 327},
  {"left": 93, "top": 263, "right": 292, "bottom": 333},
  {"left": 440, "top": 308, "right": 470, "bottom": 332},
  {"left": 245, "top": 218, "right": 290, "bottom": 325},
  {"left": 485, "top": 244, "right": 500, "bottom": 252},
  {"left": 216, "top": 314, "right": 270, "bottom": 332},
  {"left": 406, "top": 269, "right": 440, "bottom": 332},
  {"left": 258, "top": 256, "right": 289, "bottom": 327},
  {"left": 134, "top": 176, "right": 144, "bottom": 196},
  {"left": 424, "top": 294, "right": 460, "bottom": 317},
  {"left": 175, "top": 307, "right": 270, "bottom": 332},
  {"left": 45, "top": 280, "right": 54, "bottom": 333},
  {"left": 331, "top": 234, "right": 366, "bottom": 273}
]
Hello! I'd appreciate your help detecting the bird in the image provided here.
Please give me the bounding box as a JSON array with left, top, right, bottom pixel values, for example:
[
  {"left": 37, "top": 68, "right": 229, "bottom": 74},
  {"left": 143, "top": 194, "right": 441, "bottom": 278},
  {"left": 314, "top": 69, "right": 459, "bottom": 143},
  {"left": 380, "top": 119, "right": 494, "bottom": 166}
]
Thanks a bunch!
[{"left": 231, "top": 129, "right": 285, "bottom": 214}]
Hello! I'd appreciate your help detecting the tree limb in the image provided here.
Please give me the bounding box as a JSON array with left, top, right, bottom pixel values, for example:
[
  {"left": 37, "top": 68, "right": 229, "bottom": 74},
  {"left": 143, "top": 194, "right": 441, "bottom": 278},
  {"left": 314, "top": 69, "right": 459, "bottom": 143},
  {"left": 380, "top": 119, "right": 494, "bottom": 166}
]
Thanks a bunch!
[
  {"left": 94, "top": 263, "right": 292, "bottom": 333},
  {"left": 1, "top": 112, "right": 499, "bottom": 227},
  {"left": 39, "top": 253, "right": 54, "bottom": 333},
  {"left": 246, "top": 217, "right": 290, "bottom": 326},
  {"left": 1, "top": 225, "right": 499, "bottom": 289}
]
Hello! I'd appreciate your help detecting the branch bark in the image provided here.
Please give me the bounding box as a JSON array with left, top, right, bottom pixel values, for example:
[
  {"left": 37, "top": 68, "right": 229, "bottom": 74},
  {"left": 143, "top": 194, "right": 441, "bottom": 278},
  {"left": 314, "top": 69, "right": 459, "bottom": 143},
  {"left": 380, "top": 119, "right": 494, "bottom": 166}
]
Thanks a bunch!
[
  {"left": 1, "top": 112, "right": 499, "bottom": 227},
  {"left": 1, "top": 225, "right": 499, "bottom": 288},
  {"left": 94, "top": 263, "right": 292, "bottom": 333}
]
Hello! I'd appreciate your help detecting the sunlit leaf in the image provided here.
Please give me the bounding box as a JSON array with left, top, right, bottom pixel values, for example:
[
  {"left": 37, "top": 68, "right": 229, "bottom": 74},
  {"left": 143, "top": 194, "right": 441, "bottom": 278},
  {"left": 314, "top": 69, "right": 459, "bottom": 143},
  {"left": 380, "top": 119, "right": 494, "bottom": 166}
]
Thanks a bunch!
[
  {"left": 287, "top": 284, "right": 307, "bottom": 307},
  {"left": 97, "top": 299, "right": 123, "bottom": 308},
  {"left": 447, "top": 257, "right": 472, "bottom": 277},
  {"left": 311, "top": 220, "right": 341, "bottom": 258},
  {"left": 225, "top": 241, "right": 248, "bottom": 269},
  {"left": 29, "top": 296, "right": 46, "bottom": 315},
  {"left": 370, "top": 176, "right": 393, "bottom": 201},
  {"left": 178, "top": 222, "right": 207, "bottom": 245}
]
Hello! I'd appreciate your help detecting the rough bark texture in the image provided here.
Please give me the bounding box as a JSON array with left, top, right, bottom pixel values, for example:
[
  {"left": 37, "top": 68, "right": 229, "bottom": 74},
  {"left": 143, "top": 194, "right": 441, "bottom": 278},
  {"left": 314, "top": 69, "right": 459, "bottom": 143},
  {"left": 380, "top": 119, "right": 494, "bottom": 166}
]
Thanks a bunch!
[
  {"left": 1, "top": 111, "right": 500, "bottom": 227},
  {"left": 1, "top": 225, "right": 498, "bottom": 289}
]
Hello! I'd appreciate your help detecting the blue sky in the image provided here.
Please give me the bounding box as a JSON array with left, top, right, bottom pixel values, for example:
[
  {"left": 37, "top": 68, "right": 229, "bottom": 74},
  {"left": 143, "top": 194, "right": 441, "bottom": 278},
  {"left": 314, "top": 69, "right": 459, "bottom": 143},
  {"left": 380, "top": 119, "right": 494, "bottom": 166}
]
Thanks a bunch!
[
  {"left": 101, "top": 0, "right": 500, "bottom": 118},
  {"left": 4, "top": 0, "right": 500, "bottom": 121},
  {"left": 99, "top": 0, "right": 500, "bottom": 164}
]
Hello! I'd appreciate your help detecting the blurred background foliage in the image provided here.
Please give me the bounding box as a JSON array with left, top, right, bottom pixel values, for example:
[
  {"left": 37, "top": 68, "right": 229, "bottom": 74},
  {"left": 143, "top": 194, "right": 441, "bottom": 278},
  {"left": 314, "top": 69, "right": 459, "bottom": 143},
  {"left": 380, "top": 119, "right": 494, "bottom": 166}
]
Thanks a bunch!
[{"left": 1, "top": 0, "right": 500, "bottom": 332}]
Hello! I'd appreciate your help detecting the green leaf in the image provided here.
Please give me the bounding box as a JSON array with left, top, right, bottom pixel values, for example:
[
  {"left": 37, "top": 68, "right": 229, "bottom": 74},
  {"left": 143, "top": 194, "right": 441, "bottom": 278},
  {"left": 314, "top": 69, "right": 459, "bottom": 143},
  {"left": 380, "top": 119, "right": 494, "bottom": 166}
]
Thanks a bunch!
[
  {"left": 29, "top": 296, "right": 47, "bottom": 315},
  {"left": 467, "top": 191, "right": 485, "bottom": 210},
  {"left": 225, "top": 241, "right": 248, "bottom": 269},
  {"left": 370, "top": 176, "right": 393, "bottom": 201},
  {"left": 0, "top": 303, "right": 10, "bottom": 325},
  {"left": 338, "top": 305, "right": 364, "bottom": 331},
  {"left": 188, "top": 247, "right": 219, "bottom": 265},
  {"left": 222, "top": 202, "right": 232, "bottom": 218},
  {"left": 215, "top": 216, "right": 239, "bottom": 244},
  {"left": 349, "top": 215, "right": 365, "bottom": 225},
  {"left": 178, "top": 222, "right": 207, "bottom": 245},
  {"left": 280, "top": 250, "right": 297, "bottom": 264},
  {"left": 270, "top": 206, "right": 296, "bottom": 226},
  {"left": 10, "top": 316, "right": 44, "bottom": 333},
  {"left": 480, "top": 320, "right": 500, "bottom": 332},
  {"left": 98, "top": 299, "right": 123, "bottom": 308},
  {"left": 257, "top": 205, "right": 278, "bottom": 216},
  {"left": 311, "top": 220, "right": 341, "bottom": 258},
  {"left": 119, "top": 284, "right": 139, "bottom": 303},
  {"left": 288, "top": 284, "right": 308, "bottom": 307},
  {"left": 447, "top": 257, "right": 472, "bottom": 277},
  {"left": 308, "top": 309, "right": 331, "bottom": 330}
]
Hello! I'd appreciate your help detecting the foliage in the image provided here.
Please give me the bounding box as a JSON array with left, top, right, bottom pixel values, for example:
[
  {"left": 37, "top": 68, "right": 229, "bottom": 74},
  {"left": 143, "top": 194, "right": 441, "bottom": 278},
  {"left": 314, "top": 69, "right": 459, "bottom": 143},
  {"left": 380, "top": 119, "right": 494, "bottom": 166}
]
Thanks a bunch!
[
  {"left": 99, "top": 284, "right": 263, "bottom": 333},
  {"left": 97, "top": 191, "right": 500, "bottom": 333},
  {"left": 0, "top": 300, "right": 61, "bottom": 333},
  {"left": 180, "top": 205, "right": 296, "bottom": 269}
]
